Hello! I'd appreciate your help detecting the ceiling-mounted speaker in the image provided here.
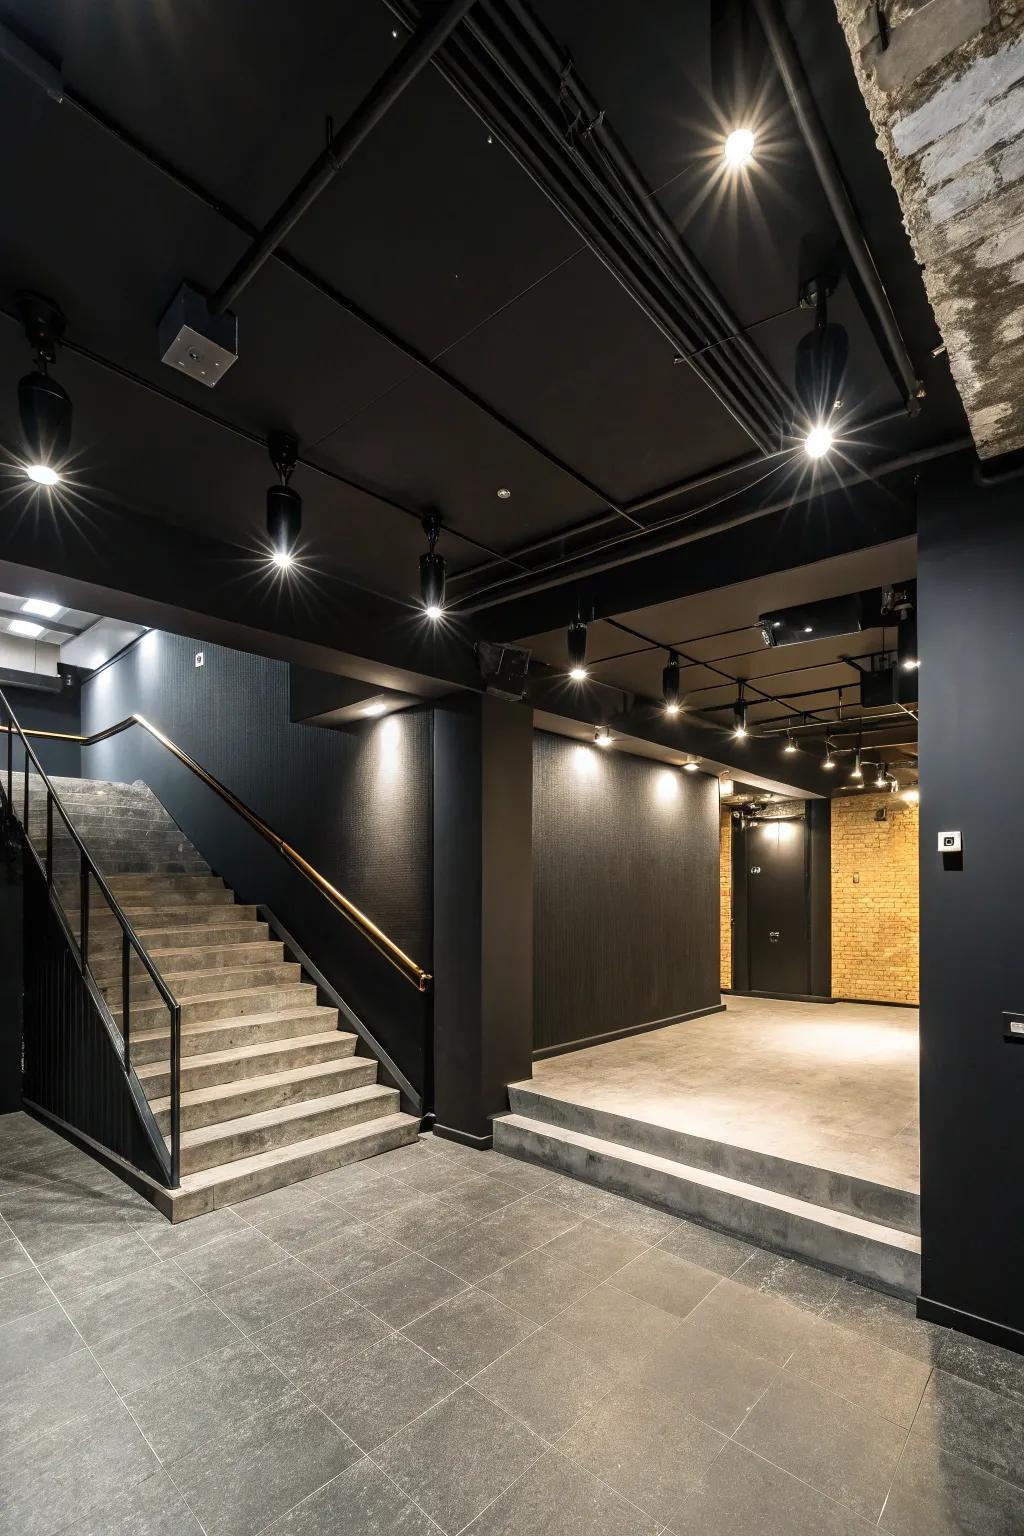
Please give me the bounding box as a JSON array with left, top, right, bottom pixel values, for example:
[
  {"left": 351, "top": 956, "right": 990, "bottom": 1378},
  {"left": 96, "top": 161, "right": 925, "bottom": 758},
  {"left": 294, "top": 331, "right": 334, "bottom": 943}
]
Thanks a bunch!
[{"left": 476, "top": 641, "right": 531, "bottom": 701}]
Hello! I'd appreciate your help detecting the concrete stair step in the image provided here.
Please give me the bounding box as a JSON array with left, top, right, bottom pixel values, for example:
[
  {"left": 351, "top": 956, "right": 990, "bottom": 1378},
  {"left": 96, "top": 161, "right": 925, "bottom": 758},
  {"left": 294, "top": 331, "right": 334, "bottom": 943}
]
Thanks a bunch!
[
  {"left": 103, "top": 958, "right": 300, "bottom": 1003},
  {"left": 174, "top": 1083, "right": 401, "bottom": 1173},
  {"left": 128, "top": 1004, "right": 340, "bottom": 1064},
  {"left": 90, "top": 938, "right": 280, "bottom": 979},
  {"left": 114, "top": 981, "right": 318, "bottom": 1030},
  {"left": 86, "top": 903, "right": 257, "bottom": 930},
  {"left": 494, "top": 1114, "right": 921, "bottom": 1297},
  {"left": 51, "top": 859, "right": 210, "bottom": 876},
  {"left": 150, "top": 1055, "right": 380, "bottom": 1132},
  {"left": 154, "top": 1112, "right": 420, "bottom": 1220},
  {"left": 135, "top": 1029, "right": 358, "bottom": 1096},
  {"left": 90, "top": 920, "right": 269, "bottom": 955},
  {"left": 68, "top": 886, "right": 236, "bottom": 912},
  {"left": 507, "top": 1085, "right": 919, "bottom": 1237}
]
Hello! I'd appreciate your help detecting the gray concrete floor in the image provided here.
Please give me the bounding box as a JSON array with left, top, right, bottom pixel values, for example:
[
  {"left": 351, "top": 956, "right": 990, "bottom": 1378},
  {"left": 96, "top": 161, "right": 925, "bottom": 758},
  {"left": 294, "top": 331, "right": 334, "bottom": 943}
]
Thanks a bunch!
[
  {"left": 2, "top": 1111, "right": 1022, "bottom": 1536},
  {"left": 533, "top": 996, "right": 920, "bottom": 1194}
]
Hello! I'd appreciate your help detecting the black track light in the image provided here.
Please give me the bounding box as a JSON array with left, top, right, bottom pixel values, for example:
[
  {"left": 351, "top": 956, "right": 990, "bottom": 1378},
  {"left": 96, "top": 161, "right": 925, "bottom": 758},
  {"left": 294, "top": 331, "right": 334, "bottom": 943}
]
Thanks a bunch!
[
  {"left": 875, "top": 762, "right": 888, "bottom": 789},
  {"left": 16, "top": 293, "right": 71, "bottom": 486},
  {"left": 266, "top": 431, "right": 300, "bottom": 569},
  {"left": 567, "top": 618, "right": 588, "bottom": 682},
  {"left": 420, "top": 512, "right": 446, "bottom": 619},
  {"left": 662, "top": 653, "right": 682, "bottom": 715},
  {"left": 795, "top": 279, "right": 847, "bottom": 459},
  {"left": 822, "top": 742, "right": 835, "bottom": 770},
  {"left": 850, "top": 747, "right": 863, "bottom": 782},
  {"left": 898, "top": 609, "right": 919, "bottom": 672},
  {"left": 733, "top": 681, "right": 748, "bottom": 739}
]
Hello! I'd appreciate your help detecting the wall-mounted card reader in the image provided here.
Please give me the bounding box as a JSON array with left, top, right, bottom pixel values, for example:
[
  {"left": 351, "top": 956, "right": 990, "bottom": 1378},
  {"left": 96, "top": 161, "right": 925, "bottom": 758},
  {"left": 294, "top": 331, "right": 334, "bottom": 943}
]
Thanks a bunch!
[
  {"left": 938, "top": 830, "right": 961, "bottom": 853},
  {"left": 1003, "top": 1012, "right": 1024, "bottom": 1043}
]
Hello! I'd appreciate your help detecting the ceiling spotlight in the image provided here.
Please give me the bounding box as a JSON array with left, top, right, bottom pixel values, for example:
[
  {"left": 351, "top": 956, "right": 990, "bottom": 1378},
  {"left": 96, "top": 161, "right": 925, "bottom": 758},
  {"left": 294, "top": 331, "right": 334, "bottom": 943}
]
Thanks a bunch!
[
  {"left": 733, "top": 681, "right": 748, "bottom": 739},
  {"left": 683, "top": 758, "right": 700, "bottom": 772},
  {"left": 594, "top": 725, "right": 612, "bottom": 748},
  {"left": 804, "top": 423, "right": 834, "bottom": 459},
  {"left": 719, "top": 777, "right": 735, "bottom": 798},
  {"left": 362, "top": 701, "right": 388, "bottom": 717},
  {"left": 496, "top": 486, "right": 511, "bottom": 500},
  {"left": 783, "top": 724, "right": 797, "bottom": 754},
  {"left": 663, "top": 652, "right": 682, "bottom": 715},
  {"left": 897, "top": 608, "right": 919, "bottom": 672},
  {"left": 822, "top": 744, "right": 835, "bottom": 770},
  {"left": 875, "top": 764, "right": 888, "bottom": 788},
  {"left": 21, "top": 599, "right": 61, "bottom": 618},
  {"left": 420, "top": 511, "right": 446, "bottom": 620},
  {"left": 850, "top": 748, "right": 863, "bottom": 781},
  {"left": 8, "top": 618, "right": 43, "bottom": 638},
  {"left": 724, "top": 127, "right": 755, "bottom": 167},
  {"left": 567, "top": 617, "right": 588, "bottom": 681},
  {"left": 266, "top": 431, "right": 301, "bottom": 571},
  {"left": 16, "top": 293, "right": 71, "bottom": 487}
]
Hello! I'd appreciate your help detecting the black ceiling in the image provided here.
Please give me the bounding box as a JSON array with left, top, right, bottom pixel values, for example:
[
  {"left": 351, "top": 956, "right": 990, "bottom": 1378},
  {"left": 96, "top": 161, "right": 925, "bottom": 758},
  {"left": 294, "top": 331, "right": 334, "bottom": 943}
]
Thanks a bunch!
[{"left": 0, "top": 0, "right": 967, "bottom": 638}]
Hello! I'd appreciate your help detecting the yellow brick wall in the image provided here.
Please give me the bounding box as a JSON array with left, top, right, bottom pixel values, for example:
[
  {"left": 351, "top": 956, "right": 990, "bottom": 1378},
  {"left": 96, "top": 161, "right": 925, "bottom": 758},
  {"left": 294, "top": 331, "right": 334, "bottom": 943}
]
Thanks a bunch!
[
  {"left": 831, "top": 792, "right": 919, "bottom": 1004},
  {"left": 720, "top": 809, "right": 732, "bottom": 989}
]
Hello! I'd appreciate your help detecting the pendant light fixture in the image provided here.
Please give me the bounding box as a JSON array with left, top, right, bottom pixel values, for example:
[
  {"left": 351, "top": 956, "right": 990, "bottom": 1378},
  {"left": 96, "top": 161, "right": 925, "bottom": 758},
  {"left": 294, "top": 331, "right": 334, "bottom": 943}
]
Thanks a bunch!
[
  {"left": 783, "top": 719, "right": 797, "bottom": 754},
  {"left": 567, "top": 616, "right": 588, "bottom": 682},
  {"left": 662, "top": 652, "right": 682, "bottom": 715},
  {"left": 733, "top": 681, "right": 748, "bottom": 739},
  {"left": 420, "top": 511, "right": 446, "bottom": 619},
  {"left": 851, "top": 748, "right": 863, "bottom": 782},
  {"left": 795, "top": 279, "right": 846, "bottom": 461},
  {"left": 875, "top": 762, "right": 888, "bottom": 789},
  {"left": 822, "top": 741, "right": 835, "bottom": 770},
  {"left": 16, "top": 293, "right": 72, "bottom": 486},
  {"left": 266, "top": 432, "right": 301, "bottom": 569}
]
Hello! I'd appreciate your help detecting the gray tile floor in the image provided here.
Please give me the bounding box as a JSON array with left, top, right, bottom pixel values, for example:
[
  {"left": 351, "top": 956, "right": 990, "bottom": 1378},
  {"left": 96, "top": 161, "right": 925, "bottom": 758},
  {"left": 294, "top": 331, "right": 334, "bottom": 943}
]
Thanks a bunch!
[
  {"left": 531, "top": 996, "right": 920, "bottom": 1193},
  {"left": 2, "top": 1111, "right": 1022, "bottom": 1536}
]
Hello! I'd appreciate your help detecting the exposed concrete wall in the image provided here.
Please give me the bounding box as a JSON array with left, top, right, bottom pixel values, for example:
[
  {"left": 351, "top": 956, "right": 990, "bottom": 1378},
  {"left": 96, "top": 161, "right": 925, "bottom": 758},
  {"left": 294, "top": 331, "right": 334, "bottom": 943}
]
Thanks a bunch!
[{"left": 835, "top": 1, "right": 1024, "bottom": 456}]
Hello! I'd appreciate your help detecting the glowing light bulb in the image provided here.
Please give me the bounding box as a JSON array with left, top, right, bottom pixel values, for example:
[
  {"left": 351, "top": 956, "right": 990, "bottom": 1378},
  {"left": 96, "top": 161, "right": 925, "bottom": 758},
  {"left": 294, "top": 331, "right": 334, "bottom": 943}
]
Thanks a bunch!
[
  {"left": 26, "top": 464, "right": 59, "bottom": 486},
  {"left": 724, "top": 128, "right": 755, "bottom": 167},
  {"left": 665, "top": 702, "right": 680, "bottom": 716},
  {"left": 569, "top": 666, "right": 588, "bottom": 682},
  {"left": 804, "top": 424, "right": 834, "bottom": 459},
  {"left": 425, "top": 604, "right": 443, "bottom": 620},
  {"left": 271, "top": 549, "right": 293, "bottom": 570}
]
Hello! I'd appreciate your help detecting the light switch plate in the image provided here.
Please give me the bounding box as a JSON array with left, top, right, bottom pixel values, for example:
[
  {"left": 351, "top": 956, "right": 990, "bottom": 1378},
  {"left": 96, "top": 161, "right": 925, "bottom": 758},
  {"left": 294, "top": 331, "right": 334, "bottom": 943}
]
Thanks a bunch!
[{"left": 1003, "top": 1013, "right": 1024, "bottom": 1042}]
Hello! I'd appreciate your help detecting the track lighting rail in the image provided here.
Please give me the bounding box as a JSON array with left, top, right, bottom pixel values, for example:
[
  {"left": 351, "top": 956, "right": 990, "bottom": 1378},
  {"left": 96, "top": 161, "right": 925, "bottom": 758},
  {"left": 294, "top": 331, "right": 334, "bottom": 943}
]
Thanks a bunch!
[{"left": 0, "top": 714, "right": 432, "bottom": 991}]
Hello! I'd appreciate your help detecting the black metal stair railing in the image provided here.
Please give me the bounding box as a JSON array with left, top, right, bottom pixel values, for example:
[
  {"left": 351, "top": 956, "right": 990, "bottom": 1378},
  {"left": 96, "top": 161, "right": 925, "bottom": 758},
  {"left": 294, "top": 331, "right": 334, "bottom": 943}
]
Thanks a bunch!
[{"left": 0, "top": 688, "right": 181, "bottom": 1188}]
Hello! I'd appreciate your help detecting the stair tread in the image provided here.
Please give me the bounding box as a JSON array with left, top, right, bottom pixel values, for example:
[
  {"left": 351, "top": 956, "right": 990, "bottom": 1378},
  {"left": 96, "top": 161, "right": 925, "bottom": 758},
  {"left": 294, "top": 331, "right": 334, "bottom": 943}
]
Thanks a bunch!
[
  {"left": 132, "top": 1004, "right": 338, "bottom": 1043},
  {"left": 151, "top": 1054, "right": 373, "bottom": 1112},
  {"left": 115, "top": 982, "right": 314, "bottom": 1017},
  {"left": 135, "top": 1030, "right": 356, "bottom": 1080},
  {"left": 177, "top": 1083, "right": 397, "bottom": 1148},
  {"left": 497, "top": 1114, "right": 920, "bottom": 1254},
  {"left": 174, "top": 1112, "right": 419, "bottom": 1197}
]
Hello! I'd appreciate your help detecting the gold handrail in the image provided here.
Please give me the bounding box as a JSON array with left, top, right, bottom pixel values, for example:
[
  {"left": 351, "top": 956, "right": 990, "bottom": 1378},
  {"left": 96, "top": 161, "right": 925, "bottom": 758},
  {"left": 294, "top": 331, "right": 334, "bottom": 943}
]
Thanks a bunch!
[{"left": 2, "top": 714, "right": 432, "bottom": 991}]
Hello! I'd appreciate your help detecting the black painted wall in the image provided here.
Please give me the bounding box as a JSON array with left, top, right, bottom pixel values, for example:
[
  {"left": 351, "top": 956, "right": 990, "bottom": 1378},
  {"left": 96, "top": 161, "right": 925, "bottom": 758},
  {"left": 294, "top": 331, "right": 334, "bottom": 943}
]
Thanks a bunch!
[
  {"left": 80, "top": 633, "right": 432, "bottom": 1095},
  {"left": 918, "top": 464, "right": 1024, "bottom": 1348},
  {"left": 533, "top": 731, "right": 720, "bottom": 1053},
  {"left": 3, "top": 681, "right": 82, "bottom": 778}
]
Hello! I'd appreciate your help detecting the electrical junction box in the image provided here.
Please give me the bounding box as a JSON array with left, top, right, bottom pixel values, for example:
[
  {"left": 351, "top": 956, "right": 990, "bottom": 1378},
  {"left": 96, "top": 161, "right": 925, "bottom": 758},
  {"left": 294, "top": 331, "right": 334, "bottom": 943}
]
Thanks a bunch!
[
  {"left": 938, "top": 830, "right": 961, "bottom": 853},
  {"left": 159, "top": 284, "right": 238, "bottom": 387},
  {"left": 1003, "top": 1012, "right": 1024, "bottom": 1043}
]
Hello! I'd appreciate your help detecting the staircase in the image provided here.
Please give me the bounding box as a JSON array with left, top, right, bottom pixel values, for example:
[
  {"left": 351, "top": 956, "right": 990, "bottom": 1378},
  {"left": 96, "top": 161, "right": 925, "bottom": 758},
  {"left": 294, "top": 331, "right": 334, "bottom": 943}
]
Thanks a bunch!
[
  {"left": 27, "top": 776, "right": 420, "bottom": 1220},
  {"left": 495, "top": 1085, "right": 921, "bottom": 1297}
]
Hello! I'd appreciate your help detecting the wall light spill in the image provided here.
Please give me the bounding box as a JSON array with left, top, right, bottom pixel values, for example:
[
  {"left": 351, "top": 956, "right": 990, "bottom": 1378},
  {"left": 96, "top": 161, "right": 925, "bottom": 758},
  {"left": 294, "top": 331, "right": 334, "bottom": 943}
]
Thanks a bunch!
[
  {"left": 724, "top": 127, "right": 755, "bottom": 167},
  {"left": 804, "top": 423, "right": 834, "bottom": 459}
]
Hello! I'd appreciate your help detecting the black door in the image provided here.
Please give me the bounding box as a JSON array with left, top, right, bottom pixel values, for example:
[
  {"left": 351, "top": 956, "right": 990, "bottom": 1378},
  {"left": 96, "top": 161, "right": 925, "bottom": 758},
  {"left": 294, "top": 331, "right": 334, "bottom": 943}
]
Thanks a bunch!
[{"left": 746, "top": 819, "right": 809, "bottom": 995}]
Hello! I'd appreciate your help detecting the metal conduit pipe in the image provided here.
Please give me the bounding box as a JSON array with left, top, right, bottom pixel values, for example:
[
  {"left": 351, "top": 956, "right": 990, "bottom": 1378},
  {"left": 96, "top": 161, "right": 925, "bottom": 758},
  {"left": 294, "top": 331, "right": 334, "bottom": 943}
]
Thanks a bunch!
[
  {"left": 465, "top": 1, "right": 785, "bottom": 447},
  {"left": 452, "top": 434, "right": 972, "bottom": 612},
  {"left": 501, "top": 0, "right": 795, "bottom": 423},
  {"left": 750, "top": 0, "right": 920, "bottom": 409},
  {"left": 211, "top": 0, "right": 480, "bottom": 313}
]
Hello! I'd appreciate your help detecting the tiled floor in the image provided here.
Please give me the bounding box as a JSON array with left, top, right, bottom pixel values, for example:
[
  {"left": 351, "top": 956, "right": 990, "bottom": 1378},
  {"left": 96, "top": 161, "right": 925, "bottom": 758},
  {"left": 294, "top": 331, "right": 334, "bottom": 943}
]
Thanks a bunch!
[
  {"left": 2, "top": 1111, "right": 1022, "bottom": 1536},
  {"left": 532, "top": 995, "right": 920, "bottom": 1193}
]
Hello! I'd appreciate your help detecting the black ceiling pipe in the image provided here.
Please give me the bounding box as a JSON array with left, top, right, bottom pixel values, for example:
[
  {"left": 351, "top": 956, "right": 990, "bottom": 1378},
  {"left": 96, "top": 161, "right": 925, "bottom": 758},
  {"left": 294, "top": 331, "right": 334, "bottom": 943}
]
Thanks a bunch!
[
  {"left": 210, "top": 0, "right": 479, "bottom": 315},
  {"left": 750, "top": 0, "right": 920, "bottom": 410}
]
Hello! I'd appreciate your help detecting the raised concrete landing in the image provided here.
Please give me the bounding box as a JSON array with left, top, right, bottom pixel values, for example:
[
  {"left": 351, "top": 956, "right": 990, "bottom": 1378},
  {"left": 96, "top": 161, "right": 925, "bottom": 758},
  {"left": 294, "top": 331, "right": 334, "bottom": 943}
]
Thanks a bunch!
[{"left": 495, "top": 997, "right": 920, "bottom": 1296}]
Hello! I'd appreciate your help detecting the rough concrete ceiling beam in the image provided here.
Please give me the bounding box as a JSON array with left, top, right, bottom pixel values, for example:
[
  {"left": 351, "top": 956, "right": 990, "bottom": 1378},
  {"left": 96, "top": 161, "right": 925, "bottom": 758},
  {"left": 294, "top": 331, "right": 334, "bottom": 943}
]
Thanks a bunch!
[{"left": 834, "top": 0, "right": 1024, "bottom": 457}]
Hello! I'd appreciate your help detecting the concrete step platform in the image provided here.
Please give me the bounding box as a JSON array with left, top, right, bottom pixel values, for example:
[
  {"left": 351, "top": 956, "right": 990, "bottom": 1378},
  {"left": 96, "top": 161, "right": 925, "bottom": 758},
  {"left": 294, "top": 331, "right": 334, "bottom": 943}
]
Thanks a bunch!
[
  {"left": 507, "top": 1084, "right": 919, "bottom": 1236},
  {"left": 129, "top": 1004, "right": 341, "bottom": 1065},
  {"left": 136, "top": 1028, "right": 358, "bottom": 1097},
  {"left": 174, "top": 1082, "right": 401, "bottom": 1173},
  {"left": 150, "top": 1054, "right": 380, "bottom": 1132},
  {"left": 494, "top": 1113, "right": 921, "bottom": 1297},
  {"left": 153, "top": 1112, "right": 420, "bottom": 1221}
]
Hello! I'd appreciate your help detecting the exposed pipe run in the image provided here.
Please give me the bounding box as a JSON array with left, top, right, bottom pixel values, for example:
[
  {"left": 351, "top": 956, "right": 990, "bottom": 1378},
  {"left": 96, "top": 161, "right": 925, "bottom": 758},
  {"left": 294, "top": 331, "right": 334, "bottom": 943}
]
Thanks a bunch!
[
  {"left": 750, "top": 0, "right": 920, "bottom": 409},
  {"left": 211, "top": 0, "right": 479, "bottom": 314}
]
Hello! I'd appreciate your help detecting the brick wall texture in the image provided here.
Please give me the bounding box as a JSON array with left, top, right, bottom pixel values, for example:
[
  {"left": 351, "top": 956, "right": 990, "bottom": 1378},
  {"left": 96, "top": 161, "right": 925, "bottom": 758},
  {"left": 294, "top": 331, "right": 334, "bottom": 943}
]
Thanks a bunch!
[
  {"left": 720, "top": 810, "right": 732, "bottom": 989},
  {"left": 831, "top": 792, "right": 920, "bottom": 1004}
]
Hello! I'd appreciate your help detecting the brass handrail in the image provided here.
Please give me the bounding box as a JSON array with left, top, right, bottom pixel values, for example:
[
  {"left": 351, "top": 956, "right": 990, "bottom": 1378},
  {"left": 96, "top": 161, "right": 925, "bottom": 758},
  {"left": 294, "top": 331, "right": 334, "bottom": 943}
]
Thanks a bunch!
[{"left": 2, "top": 714, "right": 432, "bottom": 991}]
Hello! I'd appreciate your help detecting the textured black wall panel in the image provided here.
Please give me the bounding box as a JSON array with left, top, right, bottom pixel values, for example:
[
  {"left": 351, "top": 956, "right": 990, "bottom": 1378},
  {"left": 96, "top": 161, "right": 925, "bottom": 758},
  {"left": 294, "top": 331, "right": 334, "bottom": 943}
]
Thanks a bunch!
[
  {"left": 3, "top": 683, "right": 82, "bottom": 778},
  {"left": 81, "top": 633, "right": 432, "bottom": 1093},
  {"left": 533, "top": 731, "right": 719, "bottom": 1051}
]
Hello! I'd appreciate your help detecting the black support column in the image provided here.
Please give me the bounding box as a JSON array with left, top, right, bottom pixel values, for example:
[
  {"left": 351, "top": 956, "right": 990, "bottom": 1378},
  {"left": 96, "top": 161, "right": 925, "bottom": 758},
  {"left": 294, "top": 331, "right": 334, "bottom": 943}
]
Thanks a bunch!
[{"left": 432, "top": 692, "right": 533, "bottom": 1146}]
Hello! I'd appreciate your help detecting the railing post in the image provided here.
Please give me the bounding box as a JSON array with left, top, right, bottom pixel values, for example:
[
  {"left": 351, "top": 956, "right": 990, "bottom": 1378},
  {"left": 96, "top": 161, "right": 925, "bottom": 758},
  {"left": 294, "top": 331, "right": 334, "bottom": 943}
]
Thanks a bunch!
[
  {"left": 23, "top": 745, "right": 28, "bottom": 829},
  {"left": 79, "top": 854, "right": 90, "bottom": 966},
  {"left": 170, "top": 1002, "right": 182, "bottom": 1187},
  {"left": 6, "top": 716, "right": 11, "bottom": 814},
  {"left": 122, "top": 930, "right": 131, "bottom": 1071},
  {"left": 45, "top": 792, "right": 53, "bottom": 887}
]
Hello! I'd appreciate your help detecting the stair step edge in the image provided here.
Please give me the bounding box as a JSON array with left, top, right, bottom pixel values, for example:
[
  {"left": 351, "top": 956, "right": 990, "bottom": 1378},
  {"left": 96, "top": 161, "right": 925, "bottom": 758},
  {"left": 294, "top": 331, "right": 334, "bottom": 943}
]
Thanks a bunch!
[
  {"left": 150, "top": 1055, "right": 375, "bottom": 1111},
  {"left": 177, "top": 1083, "right": 399, "bottom": 1147},
  {"left": 131, "top": 1005, "right": 337, "bottom": 1043},
  {"left": 134, "top": 1030, "right": 355, "bottom": 1078}
]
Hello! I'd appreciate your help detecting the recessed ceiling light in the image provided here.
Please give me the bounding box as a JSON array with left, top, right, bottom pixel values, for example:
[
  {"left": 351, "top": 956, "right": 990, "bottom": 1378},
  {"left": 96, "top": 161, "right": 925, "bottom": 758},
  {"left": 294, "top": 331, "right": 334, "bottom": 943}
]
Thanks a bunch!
[
  {"left": 724, "top": 128, "right": 755, "bottom": 167},
  {"left": 683, "top": 759, "right": 699, "bottom": 771},
  {"left": 362, "top": 701, "right": 388, "bottom": 717},
  {"left": 8, "top": 619, "right": 43, "bottom": 638},
  {"left": 496, "top": 487, "right": 511, "bottom": 499},
  {"left": 804, "top": 423, "right": 834, "bottom": 459},
  {"left": 21, "top": 599, "right": 62, "bottom": 619}
]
